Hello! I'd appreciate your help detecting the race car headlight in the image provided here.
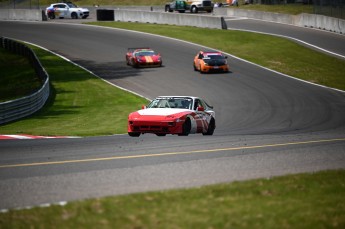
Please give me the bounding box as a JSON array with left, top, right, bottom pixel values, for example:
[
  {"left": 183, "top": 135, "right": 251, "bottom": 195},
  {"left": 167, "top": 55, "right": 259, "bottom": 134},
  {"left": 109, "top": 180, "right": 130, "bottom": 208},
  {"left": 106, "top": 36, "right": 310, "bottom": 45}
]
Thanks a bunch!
[{"left": 137, "top": 58, "right": 142, "bottom": 62}]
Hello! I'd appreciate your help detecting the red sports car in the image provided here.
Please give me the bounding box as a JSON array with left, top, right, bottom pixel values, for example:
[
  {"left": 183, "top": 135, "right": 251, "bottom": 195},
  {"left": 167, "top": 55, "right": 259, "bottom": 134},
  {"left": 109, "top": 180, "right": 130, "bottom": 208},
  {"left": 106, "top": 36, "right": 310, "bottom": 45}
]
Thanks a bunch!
[
  {"left": 128, "top": 96, "right": 216, "bottom": 137},
  {"left": 126, "top": 48, "right": 162, "bottom": 67}
]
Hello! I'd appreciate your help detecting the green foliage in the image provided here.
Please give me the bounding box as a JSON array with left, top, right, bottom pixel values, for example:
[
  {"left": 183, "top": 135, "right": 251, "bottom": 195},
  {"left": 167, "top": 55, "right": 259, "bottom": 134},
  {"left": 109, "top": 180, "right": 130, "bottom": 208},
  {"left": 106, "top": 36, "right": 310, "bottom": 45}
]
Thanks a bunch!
[{"left": 238, "top": 3, "right": 314, "bottom": 15}]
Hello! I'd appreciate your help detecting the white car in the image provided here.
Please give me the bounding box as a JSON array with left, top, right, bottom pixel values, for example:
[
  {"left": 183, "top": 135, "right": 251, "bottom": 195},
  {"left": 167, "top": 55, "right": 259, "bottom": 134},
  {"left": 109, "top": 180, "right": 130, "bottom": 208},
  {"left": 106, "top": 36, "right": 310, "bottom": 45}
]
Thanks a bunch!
[{"left": 46, "top": 2, "right": 89, "bottom": 19}]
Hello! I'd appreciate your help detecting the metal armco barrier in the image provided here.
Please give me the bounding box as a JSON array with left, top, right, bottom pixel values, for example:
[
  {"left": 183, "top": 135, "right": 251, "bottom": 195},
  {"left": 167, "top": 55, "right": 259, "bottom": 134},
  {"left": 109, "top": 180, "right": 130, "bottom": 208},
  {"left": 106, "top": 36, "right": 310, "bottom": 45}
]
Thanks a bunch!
[{"left": 0, "top": 37, "right": 50, "bottom": 125}]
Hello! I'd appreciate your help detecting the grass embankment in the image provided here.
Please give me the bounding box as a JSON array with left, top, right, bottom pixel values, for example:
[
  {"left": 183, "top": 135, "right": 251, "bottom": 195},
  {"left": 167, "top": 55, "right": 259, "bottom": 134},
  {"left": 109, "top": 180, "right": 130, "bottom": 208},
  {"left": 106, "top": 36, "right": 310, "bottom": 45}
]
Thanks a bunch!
[
  {"left": 236, "top": 2, "right": 314, "bottom": 15},
  {"left": 0, "top": 48, "right": 41, "bottom": 102},
  {"left": 0, "top": 46, "right": 148, "bottom": 136},
  {"left": 1, "top": 170, "right": 344, "bottom": 228}
]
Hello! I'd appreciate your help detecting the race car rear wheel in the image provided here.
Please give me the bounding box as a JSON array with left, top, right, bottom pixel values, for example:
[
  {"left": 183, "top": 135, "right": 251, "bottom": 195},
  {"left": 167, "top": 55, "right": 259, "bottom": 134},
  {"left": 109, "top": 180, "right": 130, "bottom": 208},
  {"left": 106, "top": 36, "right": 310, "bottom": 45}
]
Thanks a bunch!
[
  {"left": 179, "top": 118, "right": 191, "bottom": 136},
  {"left": 203, "top": 118, "right": 215, "bottom": 136},
  {"left": 128, "top": 132, "right": 140, "bottom": 137},
  {"left": 48, "top": 12, "right": 55, "bottom": 19},
  {"left": 199, "top": 64, "right": 205, "bottom": 73},
  {"left": 193, "top": 63, "right": 198, "bottom": 71}
]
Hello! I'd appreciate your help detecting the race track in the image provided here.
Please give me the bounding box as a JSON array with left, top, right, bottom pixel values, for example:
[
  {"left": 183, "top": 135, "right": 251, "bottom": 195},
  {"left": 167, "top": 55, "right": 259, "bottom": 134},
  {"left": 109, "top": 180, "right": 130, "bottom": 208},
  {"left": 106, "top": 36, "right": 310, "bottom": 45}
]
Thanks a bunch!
[{"left": 0, "top": 19, "right": 345, "bottom": 210}]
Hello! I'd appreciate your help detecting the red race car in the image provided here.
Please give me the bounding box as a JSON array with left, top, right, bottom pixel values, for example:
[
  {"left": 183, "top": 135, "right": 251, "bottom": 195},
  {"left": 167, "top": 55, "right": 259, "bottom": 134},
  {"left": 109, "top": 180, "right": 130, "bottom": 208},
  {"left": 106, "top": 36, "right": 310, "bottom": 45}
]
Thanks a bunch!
[
  {"left": 126, "top": 48, "right": 162, "bottom": 67},
  {"left": 128, "top": 96, "right": 216, "bottom": 137}
]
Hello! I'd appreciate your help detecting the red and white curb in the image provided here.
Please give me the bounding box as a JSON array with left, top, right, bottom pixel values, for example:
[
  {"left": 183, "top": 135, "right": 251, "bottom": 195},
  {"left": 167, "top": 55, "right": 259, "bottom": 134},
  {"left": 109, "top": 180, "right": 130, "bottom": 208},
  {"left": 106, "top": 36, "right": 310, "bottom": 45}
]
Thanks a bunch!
[
  {"left": 1, "top": 201, "right": 68, "bottom": 213},
  {"left": 0, "top": 135, "right": 79, "bottom": 140}
]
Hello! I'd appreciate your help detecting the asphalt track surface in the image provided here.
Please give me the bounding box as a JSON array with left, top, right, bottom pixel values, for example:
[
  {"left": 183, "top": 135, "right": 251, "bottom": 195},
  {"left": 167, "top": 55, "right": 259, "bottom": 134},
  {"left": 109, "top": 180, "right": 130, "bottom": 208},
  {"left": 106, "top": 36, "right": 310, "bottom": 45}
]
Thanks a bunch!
[{"left": 1, "top": 17, "right": 345, "bottom": 210}]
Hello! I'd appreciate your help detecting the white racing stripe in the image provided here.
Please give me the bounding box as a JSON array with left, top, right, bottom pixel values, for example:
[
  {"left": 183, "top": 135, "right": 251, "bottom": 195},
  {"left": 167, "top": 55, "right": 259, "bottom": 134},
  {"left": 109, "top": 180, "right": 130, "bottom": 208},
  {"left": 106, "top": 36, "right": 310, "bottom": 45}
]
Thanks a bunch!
[{"left": 138, "top": 108, "right": 189, "bottom": 116}]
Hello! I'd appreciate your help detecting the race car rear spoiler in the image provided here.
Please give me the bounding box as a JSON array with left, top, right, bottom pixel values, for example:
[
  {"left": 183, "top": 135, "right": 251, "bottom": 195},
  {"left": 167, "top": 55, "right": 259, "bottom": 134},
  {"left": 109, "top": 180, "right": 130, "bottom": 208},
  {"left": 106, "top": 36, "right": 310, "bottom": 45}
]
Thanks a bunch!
[{"left": 127, "top": 47, "right": 151, "bottom": 52}]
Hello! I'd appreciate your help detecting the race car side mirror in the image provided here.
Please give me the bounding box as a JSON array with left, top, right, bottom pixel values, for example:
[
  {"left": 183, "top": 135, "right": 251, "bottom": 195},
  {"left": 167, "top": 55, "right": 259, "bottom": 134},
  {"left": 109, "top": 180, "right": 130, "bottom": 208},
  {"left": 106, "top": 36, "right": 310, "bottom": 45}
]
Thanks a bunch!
[
  {"left": 141, "top": 105, "right": 146, "bottom": 109},
  {"left": 197, "top": 106, "right": 204, "bottom": 111}
]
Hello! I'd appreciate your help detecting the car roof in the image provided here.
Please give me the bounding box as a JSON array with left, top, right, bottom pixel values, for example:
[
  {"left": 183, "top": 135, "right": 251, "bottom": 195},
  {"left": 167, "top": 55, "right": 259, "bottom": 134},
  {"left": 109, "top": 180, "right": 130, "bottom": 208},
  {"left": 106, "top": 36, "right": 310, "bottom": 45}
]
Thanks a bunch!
[
  {"left": 202, "top": 51, "right": 222, "bottom": 56},
  {"left": 128, "top": 48, "right": 153, "bottom": 52},
  {"left": 156, "top": 96, "right": 198, "bottom": 100}
]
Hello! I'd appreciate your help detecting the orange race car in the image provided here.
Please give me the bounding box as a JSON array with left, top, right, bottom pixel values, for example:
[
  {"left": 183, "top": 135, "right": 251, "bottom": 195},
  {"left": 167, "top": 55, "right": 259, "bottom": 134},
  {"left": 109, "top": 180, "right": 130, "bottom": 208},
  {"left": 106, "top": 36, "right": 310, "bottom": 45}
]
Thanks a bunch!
[{"left": 193, "top": 51, "right": 229, "bottom": 73}]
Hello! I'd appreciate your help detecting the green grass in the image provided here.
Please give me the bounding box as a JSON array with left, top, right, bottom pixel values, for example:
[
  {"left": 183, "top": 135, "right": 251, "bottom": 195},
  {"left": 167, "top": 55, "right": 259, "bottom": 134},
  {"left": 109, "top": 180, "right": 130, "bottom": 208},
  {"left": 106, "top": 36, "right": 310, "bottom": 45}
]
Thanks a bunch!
[
  {"left": 0, "top": 48, "right": 41, "bottom": 102},
  {"left": 235, "top": 2, "right": 314, "bottom": 15},
  {"left": 0, "top": 46, "right": 148, "bottom": 136},
  {"left": 1, "top": 170, "right": 344, "bottom": 229},
  {"left": 87, "top": 22, "right": 345, "bottom": 91}
]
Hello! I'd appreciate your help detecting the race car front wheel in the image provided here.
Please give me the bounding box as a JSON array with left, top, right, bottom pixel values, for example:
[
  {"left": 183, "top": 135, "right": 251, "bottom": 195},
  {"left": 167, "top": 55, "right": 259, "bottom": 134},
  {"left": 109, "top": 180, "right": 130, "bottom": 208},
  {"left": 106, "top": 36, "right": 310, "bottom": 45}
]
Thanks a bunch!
[
  {"left": 128, "top": 132, "right": 140, "bottom": 137},
  {"left": 156, "top": 133, "right": 166, "bottom": 136},
  {"left": 179, "top": 118, "right": 191, "bottom": 136}
]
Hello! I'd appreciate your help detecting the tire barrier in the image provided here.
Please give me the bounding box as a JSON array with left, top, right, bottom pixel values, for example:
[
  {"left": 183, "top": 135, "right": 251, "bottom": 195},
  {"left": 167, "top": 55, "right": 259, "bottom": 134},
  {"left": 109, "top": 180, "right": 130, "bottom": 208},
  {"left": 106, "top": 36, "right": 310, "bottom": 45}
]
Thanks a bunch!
[
  {"left": 96, "top": 9, "right": 115, "bottom": 21},
  {"left": 0, "top": 37, "right": 50, "bottom": 125}
]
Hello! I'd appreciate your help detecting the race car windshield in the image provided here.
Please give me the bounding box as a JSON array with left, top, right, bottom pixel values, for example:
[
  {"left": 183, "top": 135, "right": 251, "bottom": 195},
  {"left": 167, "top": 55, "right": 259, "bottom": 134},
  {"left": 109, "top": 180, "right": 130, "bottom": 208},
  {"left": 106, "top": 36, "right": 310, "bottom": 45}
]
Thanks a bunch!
[
  {"left": 147, "top": 98, "right": 192, "bottom": 109},
  {"left": 67, "top": 3, "right": 78, "bottom": 8},
  {"left": 204, "top": 55, "right": 226, "bottom": 65},
  {"left": 135, "top": 51, "right": 156, "bottom": 57},
  {"left": 204, "top": 55, "right": 224, "bottom": 60}
]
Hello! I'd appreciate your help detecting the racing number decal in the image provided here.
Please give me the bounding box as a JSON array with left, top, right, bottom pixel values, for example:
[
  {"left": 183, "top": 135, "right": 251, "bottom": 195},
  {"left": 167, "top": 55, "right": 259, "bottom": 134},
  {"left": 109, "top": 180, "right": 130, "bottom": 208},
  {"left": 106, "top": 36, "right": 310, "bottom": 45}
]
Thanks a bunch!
[{"left": 194, "top": 113, "right": 209, "bottom": 133}]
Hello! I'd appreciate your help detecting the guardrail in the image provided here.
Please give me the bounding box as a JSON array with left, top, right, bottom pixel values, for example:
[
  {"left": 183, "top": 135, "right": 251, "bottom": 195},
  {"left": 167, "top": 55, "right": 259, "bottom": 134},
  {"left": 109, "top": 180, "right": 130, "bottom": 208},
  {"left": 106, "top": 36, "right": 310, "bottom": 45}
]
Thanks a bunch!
[
  {"left": 214, "top": 7, "right": 345, "bottom": 34},
  {"left": 112, "top": 9, "right": 227, "bottom": 29},
  {"left": 0, "top": 9, "right": 43, "bottom": 21},
  {"left": 0, "top": 37, "right": 50, "bottom": 125},
  {"left": 0, "top": 7, "right": 343, "bottom": 34}
]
